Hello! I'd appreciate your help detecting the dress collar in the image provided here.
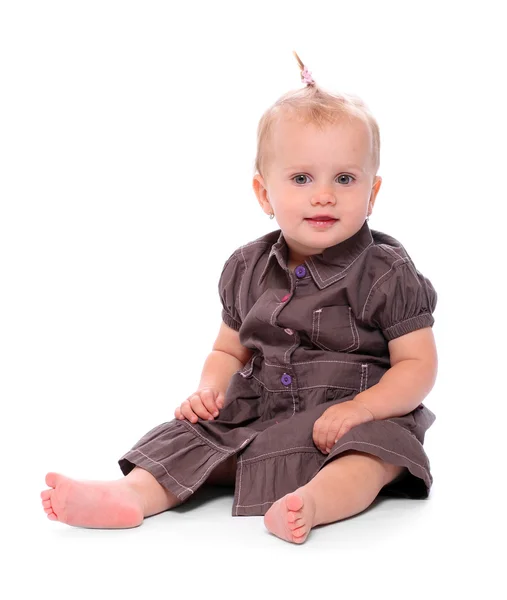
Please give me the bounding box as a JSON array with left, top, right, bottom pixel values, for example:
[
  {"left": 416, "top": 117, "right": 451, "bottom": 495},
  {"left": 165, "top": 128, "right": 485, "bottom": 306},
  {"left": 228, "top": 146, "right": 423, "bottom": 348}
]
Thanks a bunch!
[{"left": 258, "top": 219, "right": 374, "bottom": 289}]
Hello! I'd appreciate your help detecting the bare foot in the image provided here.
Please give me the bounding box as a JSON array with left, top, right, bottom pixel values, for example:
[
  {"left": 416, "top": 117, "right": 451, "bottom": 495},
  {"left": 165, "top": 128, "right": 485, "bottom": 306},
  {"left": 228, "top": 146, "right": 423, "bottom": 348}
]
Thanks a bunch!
[
  {"left": 263, "top": 488, "right": 317, "bottom": 544},
  {"left": 40, "top": 472, "right": 144, "bottom": 529}
]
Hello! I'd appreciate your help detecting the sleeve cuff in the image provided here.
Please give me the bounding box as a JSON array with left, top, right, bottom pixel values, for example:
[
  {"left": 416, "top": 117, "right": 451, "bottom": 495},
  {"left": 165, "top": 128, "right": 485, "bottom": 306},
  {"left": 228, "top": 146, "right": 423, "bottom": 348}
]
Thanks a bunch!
[
  {"left": 383, "top": 313, "right": 434, "bottom": 341},
  {"left": 222, "top": 310, "right": 242, "bottom": 331}
]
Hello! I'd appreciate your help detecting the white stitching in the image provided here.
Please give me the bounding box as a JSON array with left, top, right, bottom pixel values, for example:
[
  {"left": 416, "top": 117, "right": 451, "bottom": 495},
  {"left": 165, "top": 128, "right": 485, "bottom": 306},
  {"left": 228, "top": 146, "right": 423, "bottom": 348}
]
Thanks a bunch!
[
  {"left": 352, "top": 310, "right": 360, "bottom": 350},
  {"left": 237, "top": 247, "right": 247, "bottom": 321},
  {"left": 316, "top": 310, "right": 332, "bottom": 351},
  {"left": 283, "top": 326, "right": 299, "bottom": 364},
  {"left": 316, "top": 309, "right": 323, "bottom": 345},
  {"left": 236, "top": 500, "right": 275, "bottom": 509},
  {"left": 359, "top": 363, "right": 369, "bottom": 391},
  {"left": 289, "top": 384, "right": 297, "bottom": 417},
  {"left": 189, "top": 455, "right": 229, "bottom": 491},
  {"left": 310, "top": 306, "right": 359, "bottom": 353},
  {"left": 241, "top": 446, "right": 318, "bottom": 464},
  {"left": 250, "top": 374, "right": 357, "bottom": 393},
  {"left": 182, "top": 421, "right": 257, "bottom": 455},
  {"left": 235, "top": 455, "right": 244, "bottom": 516},
  {"left": 385, "top": 420, "right": 425, "bottom": 450},
  {"left": 330, "top": 440, "right": 428, "bottom": 471},
  {"left": 308, "top": 239, "right": 374, "bottom": 285},
  {"left": 384, "top": 313, "right": 432, "bottom": 335},
  {"left": 181, "top": 421, "right": 231, "bottom": 453},
  {"left": 263, "top": 358, "right": 362, "bottom": 367},
  {"left": 269, "top": 302, "right": 279, "bottom": 325},
  {"left": 237, "top": 240, "right": 271, "bottom": 251},
  {"left": 311, "top": 308, "right": 318, "bottom": 342},
  {"left": 130, "top": 449, "right": 192, "bottom": 497},
  {"left": 361, "top": 257, "right": 407, "bottom": 320},
  {"left": 379, "top": 244, "right": 405, "bottom": 261},
  {"left": 235, "top": 439, "right": 429, "bottom": 509},
  {"left": 340, "top": 306, "right": 358, "bottom": 351}
]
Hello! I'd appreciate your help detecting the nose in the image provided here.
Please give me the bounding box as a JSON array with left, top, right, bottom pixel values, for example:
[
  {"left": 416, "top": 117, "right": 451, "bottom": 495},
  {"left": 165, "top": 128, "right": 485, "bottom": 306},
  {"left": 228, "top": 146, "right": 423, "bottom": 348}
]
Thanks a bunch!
[{"left": 311, "top": 191, "right": 336, "bottom": 206}]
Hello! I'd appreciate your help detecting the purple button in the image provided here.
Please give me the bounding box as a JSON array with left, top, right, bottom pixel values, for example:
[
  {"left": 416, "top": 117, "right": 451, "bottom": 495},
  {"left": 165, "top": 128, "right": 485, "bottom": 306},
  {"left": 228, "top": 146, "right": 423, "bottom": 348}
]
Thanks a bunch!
[
  {"left": 281, "top": 373, "right": 292, "bottom": 385},
  {"left": 295, "top": 265, "right": 307, "bottom": 278}
]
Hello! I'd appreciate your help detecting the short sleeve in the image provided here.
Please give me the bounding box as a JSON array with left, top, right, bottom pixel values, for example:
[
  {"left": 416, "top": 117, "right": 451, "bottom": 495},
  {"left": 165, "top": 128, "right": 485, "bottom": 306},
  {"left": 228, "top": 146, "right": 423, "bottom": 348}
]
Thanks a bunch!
[
  {"left": 218, "top": 252, "right": 243, "bottom": 331},
  {"left": 363, "top": 262, "right": 437, "bottom": 341}
]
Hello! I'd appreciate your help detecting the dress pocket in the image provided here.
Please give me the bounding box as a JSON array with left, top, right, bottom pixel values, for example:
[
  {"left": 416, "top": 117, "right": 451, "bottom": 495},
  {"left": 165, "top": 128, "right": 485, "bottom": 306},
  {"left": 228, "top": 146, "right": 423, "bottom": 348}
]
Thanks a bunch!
[{"left": 311, "top": 305, "right": 359, "bottom": 352}]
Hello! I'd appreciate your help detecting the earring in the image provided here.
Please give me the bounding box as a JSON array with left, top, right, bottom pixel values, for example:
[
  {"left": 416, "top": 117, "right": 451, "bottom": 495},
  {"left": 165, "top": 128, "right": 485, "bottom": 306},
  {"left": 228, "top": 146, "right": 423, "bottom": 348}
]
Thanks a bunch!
[{"left": 269, "top": 212, "right": 274, "bottom": 219}]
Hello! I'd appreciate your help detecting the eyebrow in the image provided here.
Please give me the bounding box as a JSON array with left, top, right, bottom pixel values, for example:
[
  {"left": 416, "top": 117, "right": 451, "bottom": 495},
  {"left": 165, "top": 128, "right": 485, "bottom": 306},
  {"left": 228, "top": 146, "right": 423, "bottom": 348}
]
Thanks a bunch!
[{"left": 282, "top": 165, "right": 366, "bottom": 173}]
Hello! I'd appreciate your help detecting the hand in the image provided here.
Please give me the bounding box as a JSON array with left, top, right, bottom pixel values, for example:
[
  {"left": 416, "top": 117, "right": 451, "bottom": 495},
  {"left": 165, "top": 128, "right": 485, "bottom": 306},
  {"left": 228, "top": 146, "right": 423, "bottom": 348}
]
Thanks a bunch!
[
  {"left": 174, "top": 388, "right": 225, "bottom": 423},
  {"left": 313, "top": 400, "right": 374, "bottom": 454}
]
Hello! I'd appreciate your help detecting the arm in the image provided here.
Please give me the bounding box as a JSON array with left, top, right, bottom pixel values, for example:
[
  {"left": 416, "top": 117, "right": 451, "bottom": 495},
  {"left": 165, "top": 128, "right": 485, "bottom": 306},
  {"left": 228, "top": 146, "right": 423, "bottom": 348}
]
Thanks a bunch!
[
  {"left": 352, "top": 327, "right": 438, "bottom": 421},
  {"left": 198, "top": 321, "right": 254, "bottom": 400}
]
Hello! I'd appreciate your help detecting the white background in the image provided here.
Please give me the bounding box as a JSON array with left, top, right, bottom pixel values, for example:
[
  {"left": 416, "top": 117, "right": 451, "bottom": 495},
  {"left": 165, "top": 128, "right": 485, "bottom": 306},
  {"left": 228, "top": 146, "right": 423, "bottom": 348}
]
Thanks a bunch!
[{"left": 1, "top": 1, "right": 505, "bottom": 598}]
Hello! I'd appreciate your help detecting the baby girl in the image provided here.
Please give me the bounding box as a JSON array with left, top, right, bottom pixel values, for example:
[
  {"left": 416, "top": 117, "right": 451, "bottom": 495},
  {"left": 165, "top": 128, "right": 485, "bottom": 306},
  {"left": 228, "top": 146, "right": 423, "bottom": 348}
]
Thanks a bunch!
[{"left": 41, "top": 51, "right": 438, "bottom": 544}]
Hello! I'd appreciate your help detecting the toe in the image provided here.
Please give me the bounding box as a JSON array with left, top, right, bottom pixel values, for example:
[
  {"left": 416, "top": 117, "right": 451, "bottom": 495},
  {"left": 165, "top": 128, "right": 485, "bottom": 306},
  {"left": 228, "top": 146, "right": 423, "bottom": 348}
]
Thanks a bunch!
[
  {"left": 45, "top": 472, "right": 58, "bottom": 488},
  {"left": 41, "top": 489, "right": 51, "bottom": 500},
  {"left": 287, "top": 511, "right": 299, "bottom": 524},
  {"left": 286, "top": 492, "right": 304, "bottom": 513},
  {"left": 289, "top": 518, "right": 304, "bottom": 531},
  {"left": 42, "top": 499, "right": 51, "bottom": 509},
  {"left": 292, "top": 526, "right": 309, "bottom": 543},
  {"left": 292, "top": 523, "right": 307, "bottom": 536}
]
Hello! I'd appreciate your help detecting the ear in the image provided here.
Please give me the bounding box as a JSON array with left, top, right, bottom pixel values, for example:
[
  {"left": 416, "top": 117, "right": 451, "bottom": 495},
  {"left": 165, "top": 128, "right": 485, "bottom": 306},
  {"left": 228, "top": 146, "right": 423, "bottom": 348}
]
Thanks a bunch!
[
  {"left": 253, "top": 174, "right": 272, "bottom": 216},
  {"left": 367, "top": 176, "right": 382, "bottom": 216}
]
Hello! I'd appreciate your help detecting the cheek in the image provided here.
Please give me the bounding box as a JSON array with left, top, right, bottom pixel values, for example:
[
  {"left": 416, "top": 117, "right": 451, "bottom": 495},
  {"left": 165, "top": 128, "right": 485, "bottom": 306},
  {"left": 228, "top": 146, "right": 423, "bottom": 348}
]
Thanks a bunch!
[
  {"left": 273, "top": 191, "right": 298, "bottom": 214},
  {"left": 279, "top": 203, "right": 301, "bottom": 222}
]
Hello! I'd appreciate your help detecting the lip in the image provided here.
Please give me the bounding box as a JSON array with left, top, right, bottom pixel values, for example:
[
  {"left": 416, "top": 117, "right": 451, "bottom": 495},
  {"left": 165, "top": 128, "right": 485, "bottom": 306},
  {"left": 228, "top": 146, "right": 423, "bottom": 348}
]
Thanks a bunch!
[
  {"left": 305, "top": 217, "right": 338, "bottom": 229},
  {"left": 305, "top": 215, "right": 337, "bottom": 220}
]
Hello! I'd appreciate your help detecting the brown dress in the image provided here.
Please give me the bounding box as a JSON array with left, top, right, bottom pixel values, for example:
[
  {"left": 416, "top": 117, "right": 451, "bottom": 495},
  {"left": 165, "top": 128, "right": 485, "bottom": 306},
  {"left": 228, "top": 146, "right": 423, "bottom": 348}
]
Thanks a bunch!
[{"left": 119, "top": 220, "right": 437, "bottom": 516}]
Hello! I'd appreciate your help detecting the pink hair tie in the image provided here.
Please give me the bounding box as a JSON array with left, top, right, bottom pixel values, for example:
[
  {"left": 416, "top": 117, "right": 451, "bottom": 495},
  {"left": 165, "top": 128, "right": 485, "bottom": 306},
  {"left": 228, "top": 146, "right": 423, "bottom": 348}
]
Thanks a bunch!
[
  {"left": 293, "top": 51, "right": 316, "bottom": 86},
  {"left": 301, "top": 66, "right": 315, "bottom": 86}
]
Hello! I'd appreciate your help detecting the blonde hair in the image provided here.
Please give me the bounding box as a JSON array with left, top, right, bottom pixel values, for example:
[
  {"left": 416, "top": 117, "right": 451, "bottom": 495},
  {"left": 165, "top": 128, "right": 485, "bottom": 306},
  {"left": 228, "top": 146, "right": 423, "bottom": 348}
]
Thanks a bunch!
[{"left": 254, "top": 51, "right": 381, "bottom": 180}]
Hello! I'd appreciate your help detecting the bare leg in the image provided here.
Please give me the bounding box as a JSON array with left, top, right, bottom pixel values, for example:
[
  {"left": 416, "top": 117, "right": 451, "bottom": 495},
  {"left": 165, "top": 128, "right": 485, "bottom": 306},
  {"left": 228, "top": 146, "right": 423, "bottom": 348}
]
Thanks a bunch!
[
  {"left": 205, "top": 455, "right": 237, "bottom": 486},
  {"left": 40, "top": 466, "right": 182, "bottom": 529},
  {"left": 263, "top": 450, "right": 407, "bottom": 544}
]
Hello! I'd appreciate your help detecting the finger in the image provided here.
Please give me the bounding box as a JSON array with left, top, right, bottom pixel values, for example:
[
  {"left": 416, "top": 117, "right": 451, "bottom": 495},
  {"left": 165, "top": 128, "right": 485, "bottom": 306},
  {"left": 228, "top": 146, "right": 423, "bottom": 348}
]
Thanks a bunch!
[
  {"left": 199, "top": 389, "right": 219, "bottom": 417},
  {"left": 174, "top": 407, "right": 183, "bottom": 420},
  {"left": 180, "top": 401, "right": 199, "bottom": 423},
  {"left": 312, "top": 421, "right": 321, "bottom": 451},
  {"left": 216, "top": 392, "right": 225, "bottom": 410},
  {"left": 324, "top": 422, "right": 341, "bottom": 453},
  {"left": 189, "top": 394, "right": 214, "bottom": 420},
  {"left": 313, "top": 419, "right": 328, "bottom": 454},
  {"left": 319, "top": 416, "right": 333, "bottom": 453},
  {"left": 334, "top": 419, "right": 353, "bottom": 443}
]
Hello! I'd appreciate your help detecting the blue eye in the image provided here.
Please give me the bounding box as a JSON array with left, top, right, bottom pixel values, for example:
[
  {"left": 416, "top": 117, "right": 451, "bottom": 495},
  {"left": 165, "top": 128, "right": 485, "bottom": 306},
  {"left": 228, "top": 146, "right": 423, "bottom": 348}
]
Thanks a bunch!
[
  {"left": 292, "top": 174, "right": 355, "bottom": 185},
  {"left": 293, "top": 174, "right": 309, "bottom": 184}
]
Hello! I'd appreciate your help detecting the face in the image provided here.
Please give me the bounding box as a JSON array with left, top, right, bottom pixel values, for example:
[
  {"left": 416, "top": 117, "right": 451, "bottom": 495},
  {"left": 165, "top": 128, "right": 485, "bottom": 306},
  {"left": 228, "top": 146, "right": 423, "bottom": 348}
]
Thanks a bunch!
[{"left": 253, "top": 116, "right": 382, "bottom": 264}]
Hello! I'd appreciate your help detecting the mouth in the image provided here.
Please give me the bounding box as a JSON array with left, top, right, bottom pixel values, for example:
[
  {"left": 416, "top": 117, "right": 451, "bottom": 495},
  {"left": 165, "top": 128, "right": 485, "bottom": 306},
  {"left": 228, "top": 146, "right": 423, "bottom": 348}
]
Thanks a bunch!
[
  {"left": 305, "top": 216, "right": 338, "bottom": 227},
  {"left": 305, "top": 215, "right": 338, "bottom": 221}
]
